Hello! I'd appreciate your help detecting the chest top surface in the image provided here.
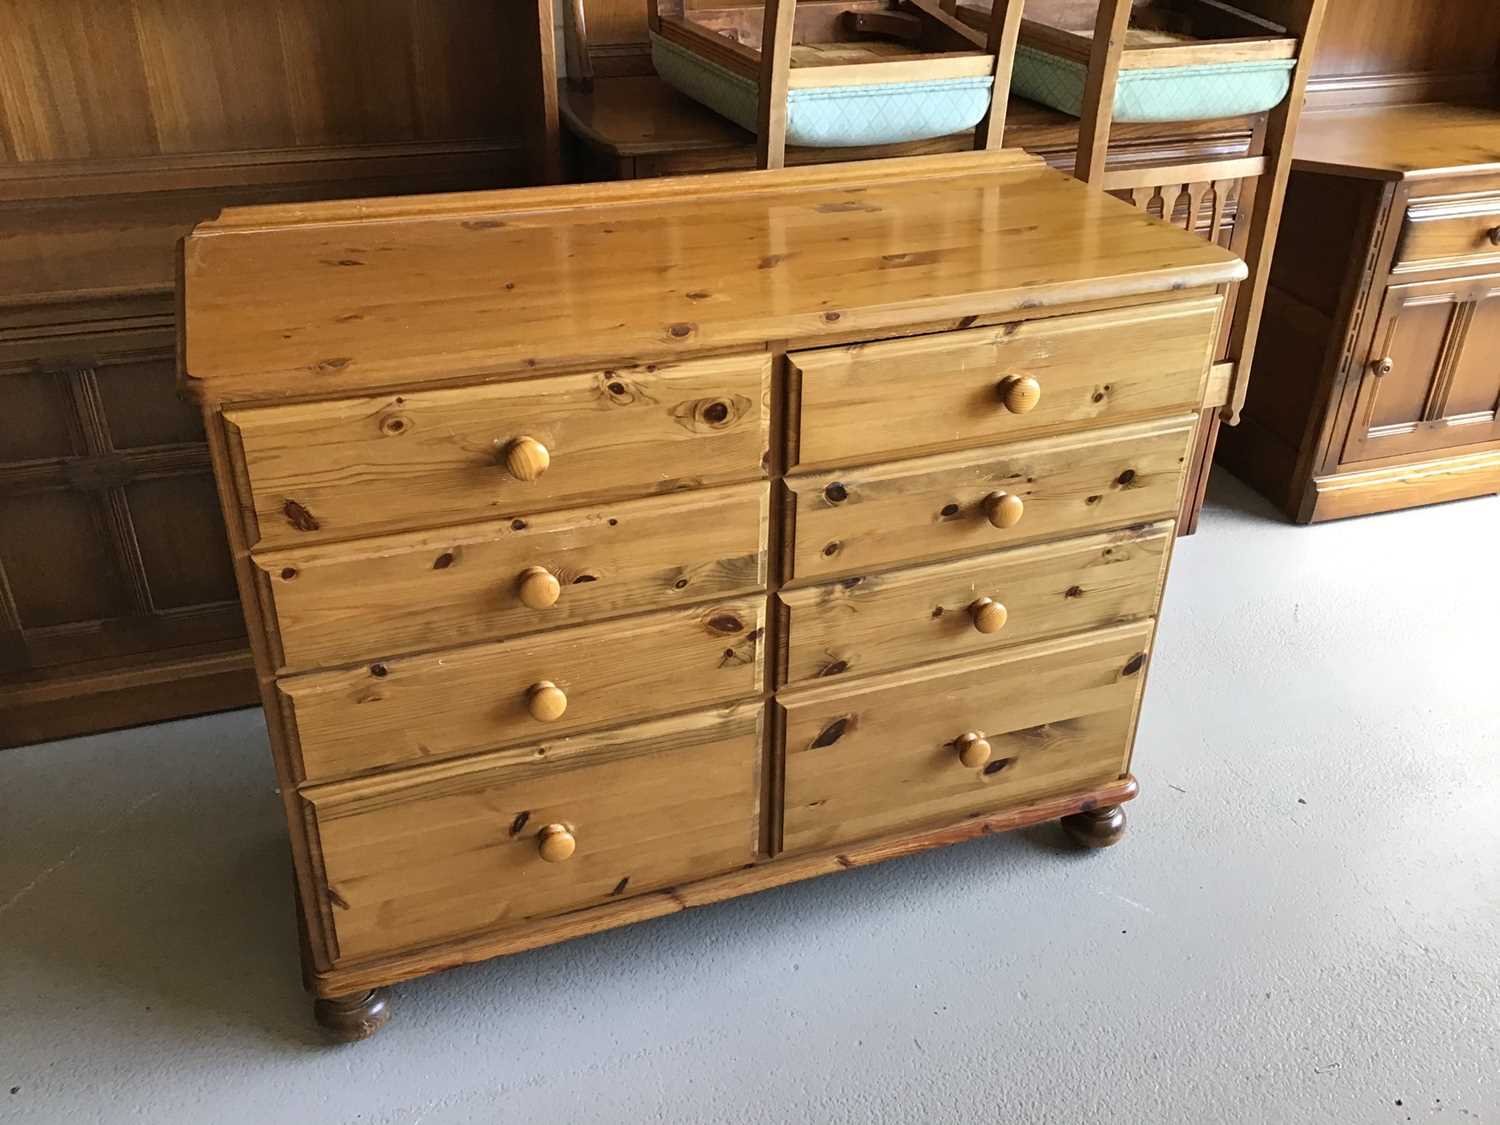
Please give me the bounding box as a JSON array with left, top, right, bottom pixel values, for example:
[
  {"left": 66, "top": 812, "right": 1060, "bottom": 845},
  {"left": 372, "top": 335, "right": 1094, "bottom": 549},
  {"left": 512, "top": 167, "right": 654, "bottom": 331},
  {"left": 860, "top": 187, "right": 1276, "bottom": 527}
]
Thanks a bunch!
[{"left": 180, "top": 150, "right": 1244, "bottom": 406}]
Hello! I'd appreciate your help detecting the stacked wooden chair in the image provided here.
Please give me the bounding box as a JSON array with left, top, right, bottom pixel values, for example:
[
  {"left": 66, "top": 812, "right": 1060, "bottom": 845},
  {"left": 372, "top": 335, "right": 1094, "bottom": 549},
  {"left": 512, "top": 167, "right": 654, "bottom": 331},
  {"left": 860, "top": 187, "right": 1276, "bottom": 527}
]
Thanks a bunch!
[
  {"left": 644, "top": 0, "right": 1028, "bottom": 168},
  {"left": 949, "top": 0, "right": 1327, "bottom": 431}
]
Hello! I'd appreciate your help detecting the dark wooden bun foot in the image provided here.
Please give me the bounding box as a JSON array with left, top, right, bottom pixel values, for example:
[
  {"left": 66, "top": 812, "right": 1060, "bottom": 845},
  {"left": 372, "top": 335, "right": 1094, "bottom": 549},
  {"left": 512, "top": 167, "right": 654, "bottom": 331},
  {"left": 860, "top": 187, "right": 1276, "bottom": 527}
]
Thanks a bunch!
[
  {"left": 313, "top": 988, "right": 392, "bottom": 1042},
  {"left": 1060, "top": 804, "right": 1127, "bottom": 849}
]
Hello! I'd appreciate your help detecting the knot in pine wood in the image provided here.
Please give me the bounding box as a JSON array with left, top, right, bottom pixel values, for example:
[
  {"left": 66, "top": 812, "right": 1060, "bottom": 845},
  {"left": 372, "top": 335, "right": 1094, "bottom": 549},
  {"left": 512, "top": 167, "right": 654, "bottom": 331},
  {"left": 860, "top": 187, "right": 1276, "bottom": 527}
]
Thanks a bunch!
[{"left": 810, "top": 716, "right": 853, "bottom": 749}]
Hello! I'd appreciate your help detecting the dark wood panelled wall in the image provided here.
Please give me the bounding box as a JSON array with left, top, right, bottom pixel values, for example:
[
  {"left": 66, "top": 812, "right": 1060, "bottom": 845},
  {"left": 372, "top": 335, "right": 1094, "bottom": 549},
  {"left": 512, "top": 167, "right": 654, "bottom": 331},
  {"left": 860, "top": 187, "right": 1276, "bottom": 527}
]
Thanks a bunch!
[
  {"left": 0, "top": 2, "right": 559, "bottom": 747},
  {"left": 1306, "top": 0, "right": 1500, "bottom": 97}
]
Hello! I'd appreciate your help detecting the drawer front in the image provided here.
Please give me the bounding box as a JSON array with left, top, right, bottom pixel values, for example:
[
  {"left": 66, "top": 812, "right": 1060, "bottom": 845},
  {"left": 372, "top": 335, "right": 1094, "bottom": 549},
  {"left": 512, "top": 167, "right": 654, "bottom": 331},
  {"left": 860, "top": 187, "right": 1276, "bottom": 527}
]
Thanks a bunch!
[
  {"left": 778, "top": 522, "right": 1171, "bottom": 687},
  {"left": 1396, "top": 190, "right": 1500, "bottom": 273},
  {"left": 783, "top": 415, "right": 1194, "bottom": 583},
  {"left": 280, "top": 596, "right": 767, "bottom": 782},
  {"left": 787, "top": 299, "right": 1218, "bottom": 468},
  {"left": 257, "top": 483, "right": 768, "bottom": 673},
  {"left": 226, "top": 353, "right": 771, "bottom": 548},
  {"left": 779, "top": 622, "right": 1151, "bottom": 854},
  {"left": 308, "top": 705, "right": 762, "bottom": 962}
]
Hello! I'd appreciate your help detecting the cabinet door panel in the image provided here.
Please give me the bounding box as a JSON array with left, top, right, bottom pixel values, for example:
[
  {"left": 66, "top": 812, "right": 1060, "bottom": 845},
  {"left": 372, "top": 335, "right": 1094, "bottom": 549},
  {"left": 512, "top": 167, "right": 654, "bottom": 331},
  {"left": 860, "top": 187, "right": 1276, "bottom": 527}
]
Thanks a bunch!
[
  {"left": 1343, "top": 279, "right": 1500, "bottom": 465},
  {"left": 1446, "top": 295, "right": 1500, "bottom": 420}
]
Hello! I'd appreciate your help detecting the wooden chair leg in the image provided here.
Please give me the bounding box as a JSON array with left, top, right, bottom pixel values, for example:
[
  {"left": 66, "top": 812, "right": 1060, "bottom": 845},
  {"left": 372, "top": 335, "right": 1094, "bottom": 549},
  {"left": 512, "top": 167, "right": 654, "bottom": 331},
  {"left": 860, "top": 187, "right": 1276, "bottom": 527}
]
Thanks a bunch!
[
  {"left": 1221, "top": 0, "right": 1330, "bottom": 423},
  {"left": 974, "top": 0, "right": 1026, "bottom": 150},
  {"left": 1073, "top": 0, "right": 1132, "bottom": 183},
  {"left": 756, "top": 0, "right": 797, "bottom": 170}
]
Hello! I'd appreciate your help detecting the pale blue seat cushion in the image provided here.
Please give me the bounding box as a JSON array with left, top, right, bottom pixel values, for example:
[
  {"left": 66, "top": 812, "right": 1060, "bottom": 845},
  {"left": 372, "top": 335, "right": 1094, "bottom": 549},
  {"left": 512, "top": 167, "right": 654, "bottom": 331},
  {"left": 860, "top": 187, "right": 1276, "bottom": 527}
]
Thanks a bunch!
[
  {"left": 651, "top": 32, "right": 995, "bottom": 147},
  {"left": 1011, "top": 43, "right": 1296, "bottom": 123}
]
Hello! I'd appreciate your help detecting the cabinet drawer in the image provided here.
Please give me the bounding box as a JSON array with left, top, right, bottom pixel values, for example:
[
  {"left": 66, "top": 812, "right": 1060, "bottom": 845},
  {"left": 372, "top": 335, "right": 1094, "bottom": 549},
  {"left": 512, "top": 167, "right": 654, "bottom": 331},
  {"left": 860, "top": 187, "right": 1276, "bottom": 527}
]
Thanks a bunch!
[
  {"left": 786, "top": 299, "right": 1217, "bottom": 469},
  {"left": 225, "top": 353, "right": 771, "bottom": 549},
  {"left": 280, "top": 596, "right": 766, "bottom": 782},
  {"left": 783, "top": 415, "right": 1194, "bottom": 584},
  {"left": 778, "top": 622, "right": 1150, "bottom": 854},
  {"left": 256, "top": 483, "right": 768, "bottom": 673},
  {"left": 307, "top": 705, "right": 762, "bottom": 962},
  {"left": 1396, "top": 190, "right": 1500, "bottom": 273},
  {"left": 778, "top": 523, "right": 1170, "bottom": 687}
]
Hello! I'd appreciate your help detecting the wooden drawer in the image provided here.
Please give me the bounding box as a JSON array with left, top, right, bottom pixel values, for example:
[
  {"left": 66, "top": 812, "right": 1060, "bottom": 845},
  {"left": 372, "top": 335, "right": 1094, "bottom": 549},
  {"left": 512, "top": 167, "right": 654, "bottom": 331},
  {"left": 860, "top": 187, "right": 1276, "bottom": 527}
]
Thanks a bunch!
[
  {"left": 225, "top": 353, "right": 771, "bottom": 549},
  {"left": 256, "top": 483, "right": 768, "bottom": 674},
  {"left": 1396, "top": 189, "right": 1500, "bottom": 273},
  {"left": 786, "top": 299, "right": 1218, "bottom": 469},
  {"left": 778, "top": 621, "right": 1151, "bottom": 854},
  {"left": 306, "top": 705, "right": 762, "bottom": 962},
  {"left": 280, "top": 596, "right": 767, "bottom": 782},
  {"left": 777, "top": 522, "right": 1170, "bottom": 687},
  {"left": 783, "top": 415, "right": 1194, "bottom": 584}
]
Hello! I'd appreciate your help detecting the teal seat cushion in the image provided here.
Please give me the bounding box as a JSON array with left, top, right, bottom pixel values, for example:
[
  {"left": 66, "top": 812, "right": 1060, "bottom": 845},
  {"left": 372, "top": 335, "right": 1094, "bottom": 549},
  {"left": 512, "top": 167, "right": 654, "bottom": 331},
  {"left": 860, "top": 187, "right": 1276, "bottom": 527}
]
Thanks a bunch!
[
  {"left": 651, "top": 33, "right": 995, "bottom": 147},
  {"left": 1011, "top": 44, "right": 1295, "bottom": 123}
]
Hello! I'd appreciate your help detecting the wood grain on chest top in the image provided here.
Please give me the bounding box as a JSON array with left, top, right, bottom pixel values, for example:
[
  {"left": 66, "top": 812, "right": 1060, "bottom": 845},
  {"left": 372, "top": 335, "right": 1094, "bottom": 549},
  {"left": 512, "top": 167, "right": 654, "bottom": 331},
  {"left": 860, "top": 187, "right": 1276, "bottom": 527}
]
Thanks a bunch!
[{"left": 181, "top": 152, "right": 1245, "bottom": 404}]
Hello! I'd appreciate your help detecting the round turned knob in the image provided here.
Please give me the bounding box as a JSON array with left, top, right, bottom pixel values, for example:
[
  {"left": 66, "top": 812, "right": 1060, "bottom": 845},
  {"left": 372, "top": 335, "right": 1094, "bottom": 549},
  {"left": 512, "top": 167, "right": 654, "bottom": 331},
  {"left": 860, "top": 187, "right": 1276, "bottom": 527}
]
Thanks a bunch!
[
  {"left": 984, "top": 491, "right": 1025, "bottom": 529},
  {"left": 527, "top": 680, "right": 568, "bottom": 722},
  {"left": 1488, "top": 225, "right": 1500, "bottom": 247},
  {"left": 955, "top": 732, "right": 992, "bottom": 769},
  {"left": 537, "top": 823, "right": 576, "bottom": 863},
  {"left": 504, "top": 436, "right": 550, "bottom": 481},
  {"left": 1374, "top": 356, "right": 1395, "bottom": 377},
  {"left": 969, "top": 597, "right": 1008, "bottom": 634},
  {"left": 998, "top": 375, "right": 1042, "bottom": 415},
  {"left": 517, "top": 566, "right": 561, "bottom": 609}
]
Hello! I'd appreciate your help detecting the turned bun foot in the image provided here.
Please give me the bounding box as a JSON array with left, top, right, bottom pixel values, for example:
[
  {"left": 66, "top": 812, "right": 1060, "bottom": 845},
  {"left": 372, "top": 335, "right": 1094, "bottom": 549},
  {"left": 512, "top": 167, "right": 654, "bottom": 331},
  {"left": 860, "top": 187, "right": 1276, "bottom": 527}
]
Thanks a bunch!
[
  {"left": 313, "top": 988, "right": 392, "bottom": 1042},
  {"left": 1060, "top": 804, "right": 1127, "bottom": 849}
]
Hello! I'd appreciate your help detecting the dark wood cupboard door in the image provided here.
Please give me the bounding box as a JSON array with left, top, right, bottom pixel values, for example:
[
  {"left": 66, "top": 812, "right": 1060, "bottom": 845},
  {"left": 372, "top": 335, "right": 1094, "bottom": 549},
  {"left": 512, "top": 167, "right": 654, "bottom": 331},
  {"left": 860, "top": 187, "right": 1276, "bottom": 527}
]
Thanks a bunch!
[
  {"left": 1342, "top": 277, "right": 1500, "bottom": 464},
  {"left": 0, "top": 343, "right": 246, "bottom": 683}
]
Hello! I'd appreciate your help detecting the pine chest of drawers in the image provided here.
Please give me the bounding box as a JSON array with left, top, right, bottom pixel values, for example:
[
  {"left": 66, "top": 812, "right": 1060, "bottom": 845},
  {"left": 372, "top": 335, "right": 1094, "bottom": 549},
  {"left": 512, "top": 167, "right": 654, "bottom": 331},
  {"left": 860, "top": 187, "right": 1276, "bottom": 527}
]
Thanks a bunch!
[{"left": 180, "top": 151, "right": 1244, "bottom": 1040}]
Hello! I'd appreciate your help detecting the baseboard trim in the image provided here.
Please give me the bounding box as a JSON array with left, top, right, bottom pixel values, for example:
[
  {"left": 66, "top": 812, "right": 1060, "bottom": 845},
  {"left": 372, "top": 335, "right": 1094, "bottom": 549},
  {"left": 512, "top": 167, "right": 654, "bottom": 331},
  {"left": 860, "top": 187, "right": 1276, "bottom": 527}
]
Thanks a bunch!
[
  {"left": 1303, "top": 448, "right": 1500, "bottom": 523},
  {"left": 0, "top": 647, "right": 257, "bottom": 749}
]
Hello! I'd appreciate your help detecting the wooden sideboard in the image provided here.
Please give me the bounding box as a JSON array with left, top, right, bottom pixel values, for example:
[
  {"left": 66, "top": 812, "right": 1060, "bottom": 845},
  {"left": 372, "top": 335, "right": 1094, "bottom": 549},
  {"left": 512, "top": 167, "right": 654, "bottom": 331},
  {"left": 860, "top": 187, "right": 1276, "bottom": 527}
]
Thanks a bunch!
[
  {"left": 0, "top": 2, "right": 559, "bottom": 747},
  {"left": 1217, "top": 103, "right": 1500, "bottom": 521},
  {"left": 180, "top": 151, "right": 1243, "bottom": 1038},
  {"left": 1215, "top": 0, "right": 1500, "bottom": 521}
]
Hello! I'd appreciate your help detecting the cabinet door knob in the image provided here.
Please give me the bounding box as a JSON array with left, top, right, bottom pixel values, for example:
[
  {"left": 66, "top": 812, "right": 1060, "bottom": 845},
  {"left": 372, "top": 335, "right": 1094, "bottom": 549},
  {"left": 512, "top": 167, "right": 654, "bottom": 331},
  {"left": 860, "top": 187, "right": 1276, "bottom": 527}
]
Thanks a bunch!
[
  {"left": 537, "top": 823, "right": 576, "bottom": 863},
  {"left": 517, "top": 566, "right": 561, "bottom": 609},
  {"left": 997, "top": 375, "right": 1042, "bottom": 415},
  {"left": 1488, "top": 225, "right": 1500, "bottom": 247},
  {"left": 527, "top": 681, "right": 568, "bottom": 721},
  {"left": 1374, "top": 356, "right": 1394, "bottom": 377},
  {"left": 969, "top": 597, "right": 1008, "bottom": 634},
  {"left": 984, "top": 491, "right": 1025, "bottom": 529},
  {"left": 955, "top": 732, "right": 992, "bottom": 769},
  {"left": 504, "top": 436, "right": 550, "bottom": 481}
]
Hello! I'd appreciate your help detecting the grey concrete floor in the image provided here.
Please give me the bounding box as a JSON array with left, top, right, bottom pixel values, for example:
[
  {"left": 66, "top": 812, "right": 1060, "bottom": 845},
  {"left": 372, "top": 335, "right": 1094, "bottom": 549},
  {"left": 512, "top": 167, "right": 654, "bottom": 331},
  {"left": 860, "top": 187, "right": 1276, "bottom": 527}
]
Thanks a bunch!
[{"left": 2, "top": 474, "right": 1498, "bottom": 1125}]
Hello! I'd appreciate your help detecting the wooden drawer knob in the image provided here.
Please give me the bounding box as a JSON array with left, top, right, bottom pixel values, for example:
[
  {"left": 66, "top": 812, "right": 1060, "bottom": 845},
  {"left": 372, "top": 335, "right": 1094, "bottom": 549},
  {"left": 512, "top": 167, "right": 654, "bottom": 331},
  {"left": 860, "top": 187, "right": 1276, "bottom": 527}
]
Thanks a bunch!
[
  {"left": 527, "top": 680, "right": 568, "bottom": 721},
  {"left": 955, "top": 732, "right": 992, "bottom": 769},
  {"left": 969, "top": 597, "right": 1008, "bottom": 634},
  {"left": 517, "top": 566, "right": 561, "bottom": 609},
  {"left": 998, "top": 375, "right": 1042, "bottom": 414},
  {"left": 1373, "top": 355, "right": 1394, "bottom": 377},
  {"left": 984, "top": 491, "right": 1025, "bottom": 529},
  {"left": 504, "top": 436, "right": 550, "bottom": 481},
  {"left": 537, "top": 823, "right": 576, "bottom": 863}
]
